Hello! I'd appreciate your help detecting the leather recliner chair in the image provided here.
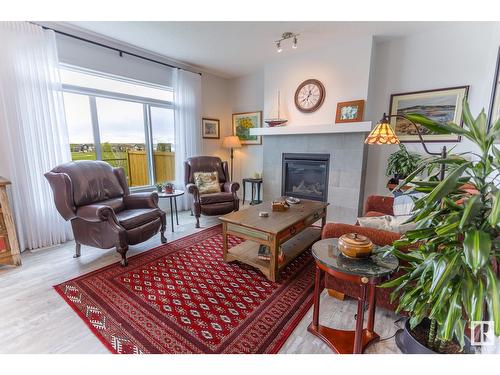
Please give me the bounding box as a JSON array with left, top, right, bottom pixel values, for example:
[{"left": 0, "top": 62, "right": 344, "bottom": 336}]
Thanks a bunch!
[
  {"left": 45, "top": 160, "right": 167, "bottom": 266},
  {"left": 184, "top": 156, "right": 240, "bottom": 228}
]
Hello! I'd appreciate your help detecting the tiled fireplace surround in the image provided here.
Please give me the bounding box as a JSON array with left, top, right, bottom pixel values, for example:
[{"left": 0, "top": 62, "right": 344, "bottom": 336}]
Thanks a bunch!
[{"left": 262, "top": 132, "right": 368, "bottom": 224}]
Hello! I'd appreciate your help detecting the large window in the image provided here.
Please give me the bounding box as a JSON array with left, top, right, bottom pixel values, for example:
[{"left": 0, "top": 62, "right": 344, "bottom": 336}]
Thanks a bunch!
[{"left": 61, "top": 66, "right": 175, "bottom": 187}]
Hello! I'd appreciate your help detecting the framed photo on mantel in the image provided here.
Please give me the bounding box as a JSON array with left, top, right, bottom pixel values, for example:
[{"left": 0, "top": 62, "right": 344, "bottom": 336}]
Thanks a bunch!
[
  {"left": 389, "top": 86, "right": 469, "bottom": 142},
  {"left": 335, "top": 100, "right": 365, "bottom": 123}
]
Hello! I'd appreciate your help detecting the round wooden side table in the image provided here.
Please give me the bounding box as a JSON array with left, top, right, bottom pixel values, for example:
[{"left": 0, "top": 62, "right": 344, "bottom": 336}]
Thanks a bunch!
[{"left": 308, "top": 238, "right": 398, "bottom": 354}]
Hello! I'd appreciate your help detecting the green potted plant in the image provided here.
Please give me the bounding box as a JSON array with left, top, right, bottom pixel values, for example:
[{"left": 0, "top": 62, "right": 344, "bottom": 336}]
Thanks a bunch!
[
  {"left": 154, "top": 182, "right": 163, "bottom": 193},
  {"left": 380, "top": 101, "right": 499, "bottom": 354},
  {"left": 386, "top": 144, "right": 422, "bottom": 185}
]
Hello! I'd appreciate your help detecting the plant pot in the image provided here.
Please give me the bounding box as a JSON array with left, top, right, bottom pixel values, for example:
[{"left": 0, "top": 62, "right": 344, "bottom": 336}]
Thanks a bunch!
[
  {"left": 156, "top": 187, "right": 163, "bottom": 193},
  {"left": 395, "top": 318, "right": 473, "bottom": 354}
]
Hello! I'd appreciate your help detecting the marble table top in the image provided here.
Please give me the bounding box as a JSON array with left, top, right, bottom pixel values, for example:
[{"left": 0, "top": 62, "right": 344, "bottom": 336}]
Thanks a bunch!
[{"left": 312, "top": 238, "right": 399, "bottom": 278}]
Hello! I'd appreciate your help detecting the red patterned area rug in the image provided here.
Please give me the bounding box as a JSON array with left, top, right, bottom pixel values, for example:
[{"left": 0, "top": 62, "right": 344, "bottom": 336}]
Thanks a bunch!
[{"left": 54, "top": 225, "right": 315, "bottom": 354}]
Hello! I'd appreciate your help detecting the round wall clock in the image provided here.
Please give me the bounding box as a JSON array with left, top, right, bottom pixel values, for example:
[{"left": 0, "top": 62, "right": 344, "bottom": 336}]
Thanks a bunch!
[{"left": 294, "top": 79, "right": 326, "bottom": 113}]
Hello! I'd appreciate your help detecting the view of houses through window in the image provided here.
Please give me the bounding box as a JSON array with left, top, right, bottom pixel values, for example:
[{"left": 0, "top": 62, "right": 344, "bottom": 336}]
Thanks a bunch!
[{"left": 61, "top": 66, "right": 175, "bottom": 187}]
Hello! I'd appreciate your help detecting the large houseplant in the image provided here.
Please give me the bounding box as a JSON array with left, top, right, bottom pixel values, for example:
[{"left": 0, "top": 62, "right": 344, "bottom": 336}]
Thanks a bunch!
[
  {"left": 386, "top": 144, "right": 422, "bottom": 184},
  {"left": 380, "top": 101, "right": 500, "bottom": 353}
]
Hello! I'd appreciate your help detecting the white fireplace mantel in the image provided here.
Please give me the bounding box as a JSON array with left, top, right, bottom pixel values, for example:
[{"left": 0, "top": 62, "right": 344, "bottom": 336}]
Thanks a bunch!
[{"left": 249, "top": 121, "right": 372, "bottom": 136}]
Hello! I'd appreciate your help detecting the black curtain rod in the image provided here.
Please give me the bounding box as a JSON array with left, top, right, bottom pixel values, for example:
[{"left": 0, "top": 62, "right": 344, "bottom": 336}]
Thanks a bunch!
[{"left": 37, "top": 24, "right": 202, "bottom": 76}]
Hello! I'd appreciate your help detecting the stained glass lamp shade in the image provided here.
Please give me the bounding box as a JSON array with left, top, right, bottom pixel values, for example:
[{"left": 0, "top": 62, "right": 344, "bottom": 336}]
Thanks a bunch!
[{"left": 364, "top": 121, "right": 400, "bottom": 145}]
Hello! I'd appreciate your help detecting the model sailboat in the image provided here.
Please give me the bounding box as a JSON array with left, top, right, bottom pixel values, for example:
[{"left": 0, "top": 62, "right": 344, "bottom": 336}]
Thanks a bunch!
[{"left": 265, "top": 90, "right": 288, "bottom": 127}]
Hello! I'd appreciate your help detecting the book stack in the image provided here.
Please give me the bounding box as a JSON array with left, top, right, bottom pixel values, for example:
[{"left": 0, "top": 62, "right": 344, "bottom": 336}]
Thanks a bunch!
[{"left": 257, "top": 245, "right": 285, "bottom": 264}]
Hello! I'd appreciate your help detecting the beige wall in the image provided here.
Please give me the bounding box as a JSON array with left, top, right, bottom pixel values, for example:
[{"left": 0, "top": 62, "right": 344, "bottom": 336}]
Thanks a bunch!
[
  {"left": 200, "top": 72, "right": 232, "bottom": 161},
  {"left": 199, "top": 70, "right": 265, "bottom": 202},
  {"left": 229, "top": 71, "right": 265, "bottom": 201}
]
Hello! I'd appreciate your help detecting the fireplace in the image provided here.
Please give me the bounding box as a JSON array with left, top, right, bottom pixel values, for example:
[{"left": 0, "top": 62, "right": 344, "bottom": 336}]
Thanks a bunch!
[{"left": 281, "top": 153, "right": 330, "bottom": 202}]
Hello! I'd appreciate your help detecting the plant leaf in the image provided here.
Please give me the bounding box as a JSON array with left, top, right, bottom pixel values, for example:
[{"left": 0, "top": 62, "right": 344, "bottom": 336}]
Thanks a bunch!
[
  {"left": 404, "top": 113, "right": 452, "bottom": 134},
  {"left": 463, "top": 230, "right": 491, "bottom": 274},
  {"left": 430, "top": 253, "right": 459, "bottom": 294},
  {"left": 459, "top": 195, "right": 481, "bottom": 230},
  {"left": 439, "top": 286, "right": 462, "bottom": 343},
  {"left": 485, "top": 266, "right": 500, "bottom": 336},
  {"left": 424, "top": 162, "right": 470, "bottom": 205},
  {"left": 490, "top": 190, "right": 500, "bottom": 228}
]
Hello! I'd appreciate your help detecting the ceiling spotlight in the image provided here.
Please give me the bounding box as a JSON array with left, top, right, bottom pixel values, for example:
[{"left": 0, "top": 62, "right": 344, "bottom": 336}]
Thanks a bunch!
[{"left": 274, "top": 32, "right": 299, "bottom": 53}]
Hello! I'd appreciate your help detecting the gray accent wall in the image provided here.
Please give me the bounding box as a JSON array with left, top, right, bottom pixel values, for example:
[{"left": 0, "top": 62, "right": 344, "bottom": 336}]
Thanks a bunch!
[{"left": 262, "top": 133, "right": 367, "bottom": 224}]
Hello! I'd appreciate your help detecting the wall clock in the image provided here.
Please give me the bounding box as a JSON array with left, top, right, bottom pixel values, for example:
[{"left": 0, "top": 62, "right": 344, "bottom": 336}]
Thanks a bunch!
[{"left": 294, "top": 79, "right": 326, "bottom": 113}]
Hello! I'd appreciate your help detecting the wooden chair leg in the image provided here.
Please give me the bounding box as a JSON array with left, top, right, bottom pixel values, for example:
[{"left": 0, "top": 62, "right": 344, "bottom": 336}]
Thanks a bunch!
[
  {"left": 74, "top": 243, "right": 81, "bottom": 258},
  {"left": 327, "top": 288, "right": 345, "bottom": 301},
  {"left": 117, "top": 245, "right": 128, "bottom": 267}
]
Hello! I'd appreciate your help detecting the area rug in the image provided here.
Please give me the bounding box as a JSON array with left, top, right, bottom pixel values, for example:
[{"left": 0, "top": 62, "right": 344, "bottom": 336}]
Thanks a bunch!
[{"left": 54, "top": 225, "right": 316, "bottom": 354}]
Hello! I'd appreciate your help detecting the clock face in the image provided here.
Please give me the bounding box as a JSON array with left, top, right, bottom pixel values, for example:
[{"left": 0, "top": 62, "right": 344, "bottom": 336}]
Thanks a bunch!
[{"left": 294, "top": 79, "right": 325, "bottom": 113}]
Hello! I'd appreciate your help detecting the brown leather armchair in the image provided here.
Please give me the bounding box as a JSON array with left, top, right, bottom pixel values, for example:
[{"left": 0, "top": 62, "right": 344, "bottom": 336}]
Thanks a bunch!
[
  {"left": 184, "top": 156, "right": 240, "bottom": 228},
  {"left": 45, "top": 160, "right": 166, "bottom": 266}
]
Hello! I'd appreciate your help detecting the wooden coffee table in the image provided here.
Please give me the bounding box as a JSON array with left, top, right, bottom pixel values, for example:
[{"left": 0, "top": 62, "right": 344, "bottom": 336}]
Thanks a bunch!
[{"left": 220, "top": 199, "right": 328, "bottom": 282}]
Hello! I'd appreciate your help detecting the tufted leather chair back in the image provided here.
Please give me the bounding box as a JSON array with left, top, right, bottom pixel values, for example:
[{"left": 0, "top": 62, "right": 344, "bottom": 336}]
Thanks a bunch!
[
  {"left": 184, "top": 156, "right": 229, "bottom": 185},
  {"left": 45, "top": 160, "right": 128, "bottom": 220}
]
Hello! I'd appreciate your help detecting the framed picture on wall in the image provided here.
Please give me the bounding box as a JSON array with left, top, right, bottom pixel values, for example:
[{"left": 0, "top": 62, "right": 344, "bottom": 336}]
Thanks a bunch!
[
  {"left": 201, "top": 118, "right": 220, "bottom": 139},
  {"left": 335, "top": 100, "right": 365, "bottom": 123},
  {"left": 389, "top": 86, "right": 469, "bottom": 142},
  {"left": 232, "top": 111, "right": 262, "bottom": 145},
  {"left": 488, "top": 47, "right": 500, "bottom": 135}
]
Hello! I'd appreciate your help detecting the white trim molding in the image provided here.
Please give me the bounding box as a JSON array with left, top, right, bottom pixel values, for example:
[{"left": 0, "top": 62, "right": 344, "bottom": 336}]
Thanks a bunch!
[{"left": 250, "top": 121, "right": 372, "bottom": 136}]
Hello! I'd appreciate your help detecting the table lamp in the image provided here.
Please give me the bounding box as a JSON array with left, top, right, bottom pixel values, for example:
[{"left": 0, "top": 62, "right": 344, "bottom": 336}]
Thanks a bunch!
[
  {"left": 365, "top": 113, "right": 446, "bottom": 180},
  {"left": 222, "top": 136, "right": 242, "bottom": 180}
]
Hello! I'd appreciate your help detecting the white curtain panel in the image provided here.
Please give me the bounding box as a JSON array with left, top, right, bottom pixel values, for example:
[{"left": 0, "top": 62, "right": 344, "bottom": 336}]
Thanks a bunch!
[
  {"left": 0, "top": 22, "right": 73, "bottom": 250},
  {"left": 173, "top": 68, "right": 202, "bottom": 211}
]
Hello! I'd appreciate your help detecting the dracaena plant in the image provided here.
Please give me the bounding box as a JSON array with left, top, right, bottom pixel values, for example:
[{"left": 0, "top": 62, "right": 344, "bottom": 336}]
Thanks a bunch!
[{"left": 380, "top": 101, "right": 500, "bottom": 352}]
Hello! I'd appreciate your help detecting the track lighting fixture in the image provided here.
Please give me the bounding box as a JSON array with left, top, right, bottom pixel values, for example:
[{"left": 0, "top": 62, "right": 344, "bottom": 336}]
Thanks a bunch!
[{"left": 275, "top": 32, "right": 299, "bottom": 53}]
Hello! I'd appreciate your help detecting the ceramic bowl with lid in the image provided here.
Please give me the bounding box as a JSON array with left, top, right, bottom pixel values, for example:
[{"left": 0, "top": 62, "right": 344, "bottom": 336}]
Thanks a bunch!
[{"left": 338, "top": 233, "right": 374, "bottom": 259}]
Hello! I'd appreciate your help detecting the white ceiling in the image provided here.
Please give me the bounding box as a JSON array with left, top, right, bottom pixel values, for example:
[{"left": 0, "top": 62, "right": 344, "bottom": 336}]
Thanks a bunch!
[{"left": 67, "top": 21, "right": 449, "bottom": 79}]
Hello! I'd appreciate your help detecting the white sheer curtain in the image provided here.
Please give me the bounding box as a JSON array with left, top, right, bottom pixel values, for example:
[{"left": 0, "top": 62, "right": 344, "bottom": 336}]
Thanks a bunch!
[
  {"left": 173, "top": 68, "right": 202, "bottom": 211},
  {"left": 0, "top": 22, "right": 73, "bottom": 250}
]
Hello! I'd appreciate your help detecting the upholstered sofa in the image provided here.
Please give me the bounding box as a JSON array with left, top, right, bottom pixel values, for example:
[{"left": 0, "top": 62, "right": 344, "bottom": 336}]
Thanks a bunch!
[
  {"left": 322, "top": 195, "right": 403, "bottom": 311},
  {"left": 45, "top": 160, "right": 167, "bottom": 266},
  {"left": 184, "top": 156, "right": 240, "bottom": 228}
]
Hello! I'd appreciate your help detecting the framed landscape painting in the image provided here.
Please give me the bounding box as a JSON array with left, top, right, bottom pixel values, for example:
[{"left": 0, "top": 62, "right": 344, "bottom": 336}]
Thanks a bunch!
[
  {"left": 202, "top": 118, "right": 220, "bottom": 139},
  {"left": 389, "top": 86, "right": 469, "bottom": 142},
  {"left": 232, "top": 111, "right": 262, "bottom": 145}
]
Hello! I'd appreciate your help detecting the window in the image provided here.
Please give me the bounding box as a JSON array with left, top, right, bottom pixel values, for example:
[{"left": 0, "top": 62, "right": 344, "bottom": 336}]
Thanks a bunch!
[{"left": 61, "top": 65, "right": 175, "bottom": 187}]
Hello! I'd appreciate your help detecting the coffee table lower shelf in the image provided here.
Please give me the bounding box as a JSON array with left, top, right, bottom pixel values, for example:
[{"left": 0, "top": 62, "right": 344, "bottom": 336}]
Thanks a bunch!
[{"left": 226, "top": 227, "right": 321, "bottom": 280}]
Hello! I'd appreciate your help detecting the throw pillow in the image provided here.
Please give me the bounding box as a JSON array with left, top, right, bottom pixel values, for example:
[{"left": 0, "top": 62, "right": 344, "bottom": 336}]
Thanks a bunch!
[
  {"left": 194, "top": 171, "right": 221, "bottom": 194},
  {"left": 392, "top": 193, "right": 424, "bottom": 216},
  {"left": 357, "top": 215, "right": 417, "bottom": 234}
]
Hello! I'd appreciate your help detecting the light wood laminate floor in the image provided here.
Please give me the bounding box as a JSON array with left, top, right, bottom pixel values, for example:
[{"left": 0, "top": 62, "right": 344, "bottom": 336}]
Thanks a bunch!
[{"left": 0, "top": 209, "right": 401, "bottom": 354}]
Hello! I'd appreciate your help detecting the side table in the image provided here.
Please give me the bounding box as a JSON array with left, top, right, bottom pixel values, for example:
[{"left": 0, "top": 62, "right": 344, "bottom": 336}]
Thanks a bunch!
[
  {"left": 308, "top": 238, "right": 398, "bottom": 354},
  {"left": 242, "top": 178, "right": 262, "bottom": 205},
  {"left": 158, "top": 190, "right": 185, "bottom": 232}
]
